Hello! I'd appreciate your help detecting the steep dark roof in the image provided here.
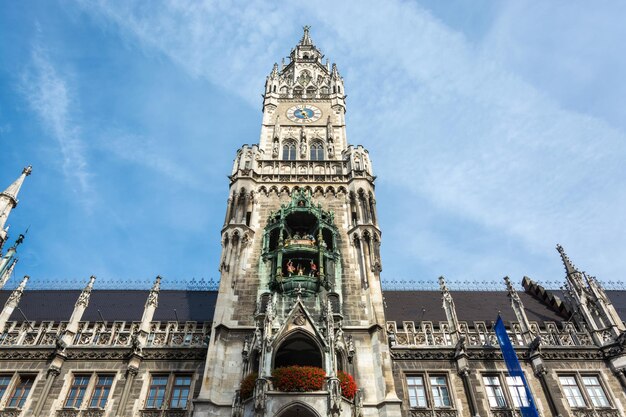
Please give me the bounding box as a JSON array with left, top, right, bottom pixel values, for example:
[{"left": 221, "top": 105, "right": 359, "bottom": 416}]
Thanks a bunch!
[
  {"left": 0, "top": 290, "right": 217, "bottom": 323},
  {"left": 2, "top": 288, "right": 625, "bottom": 326},
  {"left": 383, "top": 290, "right": 567, "bottom": 326}
]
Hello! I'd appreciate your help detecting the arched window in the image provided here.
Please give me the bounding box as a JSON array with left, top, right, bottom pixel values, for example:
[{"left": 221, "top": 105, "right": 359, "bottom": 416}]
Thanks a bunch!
[
  {"left": 293, "top": 87, "right": 303, "bottom": 97},
  {"left": 310, "top": 142, "right": 324, "bottom": 161},
  {"left": 306, "top": 86, "right": 316, "bottom": 97},
  {"left": 283, "top": 141, "right": 297, "bottom": 160}
]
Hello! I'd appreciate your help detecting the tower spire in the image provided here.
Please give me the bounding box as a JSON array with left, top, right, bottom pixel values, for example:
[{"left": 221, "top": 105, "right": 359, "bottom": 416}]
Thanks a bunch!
[
  {"left": 0, "top": 166, "right": 32, "bottom": 248},
  {"left": 556, "top": 243, "right": 578, "bottom": 276},
  {"left": 300, "top": 25, "right": 313, "bottom": 46}
]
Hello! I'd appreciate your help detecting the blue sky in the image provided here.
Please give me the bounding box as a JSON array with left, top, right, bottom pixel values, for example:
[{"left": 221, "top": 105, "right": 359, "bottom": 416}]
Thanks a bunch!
[{"left": 1, "top": 1, "right": 626, "bottom": 290}]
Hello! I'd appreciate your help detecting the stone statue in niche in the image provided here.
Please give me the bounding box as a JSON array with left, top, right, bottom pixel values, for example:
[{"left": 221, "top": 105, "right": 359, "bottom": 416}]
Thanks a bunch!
[{"left": 272, "top": 139, "right": 279, "bottom": 158}]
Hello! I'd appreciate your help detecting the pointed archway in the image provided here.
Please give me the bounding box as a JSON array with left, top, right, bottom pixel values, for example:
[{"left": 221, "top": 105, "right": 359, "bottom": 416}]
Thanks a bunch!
[
  {"left": 275, "top": 401, "right": 320, "bottom": 417},
  {"left": 274, "top": 331, "right": 322, "bottom": 369}
]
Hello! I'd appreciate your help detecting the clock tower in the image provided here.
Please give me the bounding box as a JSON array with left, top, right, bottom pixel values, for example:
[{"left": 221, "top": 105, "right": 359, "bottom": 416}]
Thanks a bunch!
[{"left": 194, "top": 27, "right": 401, "bottom": 417}]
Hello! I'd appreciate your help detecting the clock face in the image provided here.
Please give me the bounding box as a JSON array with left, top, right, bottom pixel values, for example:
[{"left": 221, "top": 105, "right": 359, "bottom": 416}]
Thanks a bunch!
[{"left": 286, "top": 105, "right": 322, "bottom": 123}]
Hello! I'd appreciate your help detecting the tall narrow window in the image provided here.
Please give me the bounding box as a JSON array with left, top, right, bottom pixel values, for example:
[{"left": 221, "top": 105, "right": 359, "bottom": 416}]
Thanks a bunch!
[
  {"left": 430, "top": 376, "right": 451, "bottom": 407},
  {"left": 282, "top": 142, "right": 296, "bottom": 160},
  {"left": 582, "top": 376, "right": 610, "bottom": 408},
  {"left": 406, "top": 376, "right": 427, "bottom": 408},
  {"left": 65, "top": 375, "right": 90, "bottom": 408},
  {"left": 7, "top": 375, "right": 34, "bottom": 408},
  {"left": 506, "top": 376, "right": 529, "bottom": 408},
  {"left": 483, "top": 376, "right": 507, "bottom": 408},
  {"left": 170, "top": 376, "right": 192, "bottom": 409},
  {"left": 310, "top": 142, "right": 324, "bottom": 160},
  {"left": 89, "top": 375, "right": 113, "bottom": 408},
  {"left": 559, "top": 376, "right": 586, "bottom": 408},
  {"left": 0, "top": 375, "right": 11, "bottom": 400},
  {"left": 146, "top": 375, "right": 168, "bottom": 409}
]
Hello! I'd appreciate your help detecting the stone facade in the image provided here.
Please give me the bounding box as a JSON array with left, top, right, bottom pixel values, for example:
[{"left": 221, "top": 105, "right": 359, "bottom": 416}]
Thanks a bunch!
[{"left": 0, "top": 27, "right": 625, "bottom": 417}]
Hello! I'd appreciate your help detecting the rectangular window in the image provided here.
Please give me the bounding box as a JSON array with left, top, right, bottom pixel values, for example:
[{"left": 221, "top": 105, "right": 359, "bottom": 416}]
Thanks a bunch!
[
  {"left": 430, "top": 376, "right": 451, "bottom": 407},
  {"left": 65, "top": 375, "right": 91, "bottom": 408},
  {"left": 582, "top": 376, "right": 610, "bottom": 408},
  {"left": 559, "top": 376, "right": 586, "bottom": 408},
  {"left": 146, "top": 375, "right": 168, "bottom": 409},
  {"left": 169, "top": 376, "right": 192, "bottom": 409},
  {"left": 483, "top": 376, "right": 507, "bottom": 408},
  {"left": 7, "top": 375, "right": 34, "bottom": 408},
  {"left": 406, "top": 376, "right": 427, "bottom": 408},
  {"left": 0, "top": 375, "right": 12, "bottom": 400},
  {"left": 89, "top": 375, "right": 113, "bottom": 408},
  {"left": 506, "top": 376, "right": 529, "bottom": 408}
]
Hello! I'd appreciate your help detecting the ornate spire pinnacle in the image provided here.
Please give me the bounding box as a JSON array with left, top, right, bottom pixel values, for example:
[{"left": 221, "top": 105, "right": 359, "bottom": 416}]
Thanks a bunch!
[
  {"left": 0, "top": 166, "right": 32, "bottom": 246},
  {"left": 503, "top": 276, "right": 518, "bottom": 300},
  {"left": 0, "top": 234, "right": 25, "bottom": 289},
  {"left": 270, "top": 63, "right": 279, "bottom": 78},
  {"left": 6, "top": 275, "right": 29, "bottom": 306},
  {"left": 300, "top": 25, "right": 313, "bottom": 46},
  {"left": 556, "top": 244, "right": 579, "bottom": 276},
  {"left": 146, "top": 275, "right": 162, "bottom": 308},
  {"left": 75, "top": 276, "right": 96, "bottom": 308}
]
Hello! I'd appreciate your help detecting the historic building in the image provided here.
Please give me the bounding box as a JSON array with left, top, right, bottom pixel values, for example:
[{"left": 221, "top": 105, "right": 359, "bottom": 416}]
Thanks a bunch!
[{"left": 0, "top": 27, "right": 626, "bottom": 417}]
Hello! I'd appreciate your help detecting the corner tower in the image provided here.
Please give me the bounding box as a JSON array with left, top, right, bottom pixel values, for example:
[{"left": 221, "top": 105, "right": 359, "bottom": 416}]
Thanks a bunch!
[{"left": 196, "top": 27, "right": 400, "bottom": 417}]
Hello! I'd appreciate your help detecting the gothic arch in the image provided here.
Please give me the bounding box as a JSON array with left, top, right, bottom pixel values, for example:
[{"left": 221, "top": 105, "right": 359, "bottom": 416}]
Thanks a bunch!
[
  {"left": 258, "top": 186, "right": 268, "bottom": 196},
  {"left": 269, "top": 185, "right": 279, "bottom": 195},
  {"left": 273, "top": 329, "right": 323, "bottom": 369},
  {"left": 337, "top": 186, "right": 347, "bottom": 195},
  {"left": 275, "top": 401, "right": 321, "bottom": 417},
  {"left": 279, "top": 186, "right": 291, "bottom": 196},
  {"left": 325, "top": 186, "right": 336, "bottom": 197},
  {"left": 313, "top": 186, "right": 324, "bottom": 197}
]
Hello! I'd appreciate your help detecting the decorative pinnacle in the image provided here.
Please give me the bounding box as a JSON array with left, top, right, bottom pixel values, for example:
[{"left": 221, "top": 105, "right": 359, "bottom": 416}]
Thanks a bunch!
[
  {"left": 7, "top": 275, "right": 29, "bottom": 305},
  {"left": 503, "top": 276, "right": 514, "bottom": 293},
  {"left": 152, "top": 275, "right": 162, "bottom": 292},
  {"left": 556, "top": 244, "right": 578, "bottom": 276},
  {"left": 438, "top": 276, "right": 449, "bottom": 293},
  {"left": 300, "top": 25, "right": 312, "bottom": 45},
  {"left": 23, "top": 166, "right": 32, "bottom": 176}
]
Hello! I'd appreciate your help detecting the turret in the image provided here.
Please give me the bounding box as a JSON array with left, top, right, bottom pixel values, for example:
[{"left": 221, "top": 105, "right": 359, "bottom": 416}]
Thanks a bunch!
[
  {"left": 556, "top": 244, "right": 624, "bottom": 344},
  {"left": 0, "top": 166, "right": 31, "bottom": 249}
]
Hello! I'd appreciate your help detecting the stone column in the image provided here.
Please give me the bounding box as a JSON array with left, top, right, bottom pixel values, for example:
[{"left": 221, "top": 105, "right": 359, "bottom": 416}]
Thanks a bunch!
[{"left": 32, "top": 367, "right": 60, "bottom": 416}]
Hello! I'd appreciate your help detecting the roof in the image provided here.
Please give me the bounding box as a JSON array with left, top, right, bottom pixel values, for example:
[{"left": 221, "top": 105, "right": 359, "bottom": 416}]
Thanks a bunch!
[
  {"left": 383, "top": 290, "right": 567, "bottom": 325},
  {"left": 0, "top": 290, "right": 217, "bottom": 323},
  {"left": 2, "top": 288, "right": 625, "bottom": 327}
]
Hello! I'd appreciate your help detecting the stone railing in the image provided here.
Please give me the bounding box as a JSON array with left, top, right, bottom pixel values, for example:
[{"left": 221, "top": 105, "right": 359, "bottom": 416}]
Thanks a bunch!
[
  {"left": 573, "top": 410, "right": 621, "bottom": 417},
  {"left": 139, "top": 410, "right": 189, "bottom": 417},
  {"left": 0, "top": 321, "right": 210, "bottom": 348},
  {"left": 232, "top": 160, "right": 374, "bottom": 184},
  {"left": 0, "top": 409, "right": 22, "bottom": 417},
  {"left": 491, "top": 410, "right": 520, "bottom": 417},
  {"left": 386, "top": 320, "right": 594, "bottom": 348},
  {"left": 56, "top": 410, "right": 105, "bottom": 417},
  {"left": 408, "top": 410, "right": 458, "bottom": 417}
]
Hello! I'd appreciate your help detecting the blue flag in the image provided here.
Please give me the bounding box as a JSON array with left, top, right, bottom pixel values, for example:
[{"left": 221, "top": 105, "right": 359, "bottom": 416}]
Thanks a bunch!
[{"left": 494, "top": 316, "right": 540, "bottom": 417}]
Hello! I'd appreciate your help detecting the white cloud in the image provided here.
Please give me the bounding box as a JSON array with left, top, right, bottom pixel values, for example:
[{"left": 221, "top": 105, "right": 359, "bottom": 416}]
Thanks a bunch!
[
  {"left": 71, "top": 0, "right": 626, "bottom": 282},
  {"left": 21, "top": 47, "right": 92, "bottom": 200}
]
